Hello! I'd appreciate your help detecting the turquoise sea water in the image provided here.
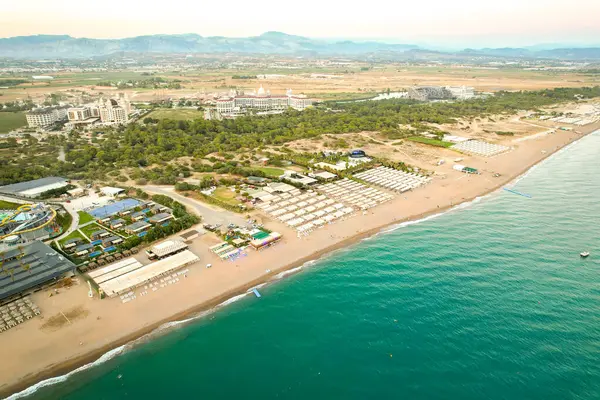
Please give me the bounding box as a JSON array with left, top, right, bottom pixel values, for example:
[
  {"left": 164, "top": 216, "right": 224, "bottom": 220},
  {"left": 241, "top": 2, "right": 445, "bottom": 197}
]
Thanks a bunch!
[{"left": 18, "top": 131, "right": 600, "bottom": 400}]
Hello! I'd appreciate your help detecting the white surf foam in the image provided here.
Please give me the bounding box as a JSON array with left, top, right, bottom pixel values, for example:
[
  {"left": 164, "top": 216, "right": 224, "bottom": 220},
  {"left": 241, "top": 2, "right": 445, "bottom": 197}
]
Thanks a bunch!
[
  {"left": 273, "top": 265, "right": 304, "bottom": 280},
  {"left": 7, "top": 345, "right": 128, "bottom": 400}
]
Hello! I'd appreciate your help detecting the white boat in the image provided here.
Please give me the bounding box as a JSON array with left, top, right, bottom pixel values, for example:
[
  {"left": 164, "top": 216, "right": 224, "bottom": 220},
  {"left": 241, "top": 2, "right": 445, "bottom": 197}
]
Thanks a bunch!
[{"left": 580, "top": 252, "right": 590, "bottom": 258}]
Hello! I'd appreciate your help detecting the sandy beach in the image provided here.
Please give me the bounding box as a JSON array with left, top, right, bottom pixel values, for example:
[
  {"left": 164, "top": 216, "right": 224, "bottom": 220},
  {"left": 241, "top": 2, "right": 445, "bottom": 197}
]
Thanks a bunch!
[{"left": 1, "top": 122, "right": 599, "bottom": 398}]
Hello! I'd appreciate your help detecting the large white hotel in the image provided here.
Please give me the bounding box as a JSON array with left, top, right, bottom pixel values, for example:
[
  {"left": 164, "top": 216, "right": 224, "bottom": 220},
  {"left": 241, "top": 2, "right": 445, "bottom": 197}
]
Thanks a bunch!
[
  {"left": 216, "top": 86, "right": 313, "bottom": 117},
  {"left": 25, "top": 106, "right": 69, "bottom": 128},
  {"left": 67, "top": 94, "right": 131, "bottom": 125}
]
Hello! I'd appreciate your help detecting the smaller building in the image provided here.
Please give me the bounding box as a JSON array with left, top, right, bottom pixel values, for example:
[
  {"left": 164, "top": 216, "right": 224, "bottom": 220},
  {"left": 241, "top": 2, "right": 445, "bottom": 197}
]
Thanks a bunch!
[
  {"left": 179, "top": 229, "right": 204, "bottom": 242},
  {"left": 74, "top": 243, "right": 94, "bottom": 256},
  {"left": 149, "top": 213, "right": 173, "bottom": 224},
  {"left": 311, "top": 171, "right": 337, "bottom": 181},
  {"left": 282, "top": 171, "right": 317, "bottom": 186},
  {"left": 109, "top": 219, "right": 125, "bottom": 229},
  {"left": 100, "top": 186, "right": 125, "bottom": 198},
  {"left": 146, "top": 239, "right": 188, "bottom": 259},
  {"left": 130, "top": 211, "right": 146, "bottom": 221},
  {"left": 90, "top": 229, "right": 110, "bottom": 240},
  {"left": 63, "top": 237, "right": 83, "bottom": 250},
  {"left": 102, "top": 235, "right": 123, "bottom": 247},
  {"left": 250, "top": 232, "right": 282, "bottom": 250},
  {"left": 264, "top": 182, "right": 296, "bottom": 194},
  {"left": 124, "top": 221, "right": 151, "bottom": 234},
  {"left": 151, "top": 205, "right": 169, "bottom": 214}
]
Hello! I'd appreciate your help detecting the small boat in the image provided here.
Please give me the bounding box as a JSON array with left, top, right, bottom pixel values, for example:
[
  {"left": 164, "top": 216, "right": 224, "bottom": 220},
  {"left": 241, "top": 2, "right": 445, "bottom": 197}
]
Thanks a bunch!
[{"left": 580, "top": 252, "right": 590, "bottom": 258}]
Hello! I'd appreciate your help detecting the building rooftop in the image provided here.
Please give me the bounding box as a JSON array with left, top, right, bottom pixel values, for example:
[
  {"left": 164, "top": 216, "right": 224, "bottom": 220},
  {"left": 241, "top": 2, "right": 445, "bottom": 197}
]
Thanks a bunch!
[
  {"left": 0, "top": 241, "right": 76, "bottom": 301},
  {"left": 125, "top": 221, "right": 151, "bottom": 231},
  {"left": 26, "top": 106, "right": 68, "bottom": 115},
  {"left": 149, "top": 213, "right": 172, "bottom": 223},
  {"left": 179, "top": 230, "right": 200, "bottom": 240},
  {"left": 150, "top": 239, "right": 187, "bottom": 258},
  {"left": 0, "top": 177, "right": 68, "bottom": 196}
]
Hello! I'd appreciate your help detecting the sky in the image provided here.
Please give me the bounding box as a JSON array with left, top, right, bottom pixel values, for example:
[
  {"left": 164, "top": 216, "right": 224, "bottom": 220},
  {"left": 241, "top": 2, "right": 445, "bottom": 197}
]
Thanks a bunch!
[{"left": 1, "top": 0, "right": 600, "bottom": 48}]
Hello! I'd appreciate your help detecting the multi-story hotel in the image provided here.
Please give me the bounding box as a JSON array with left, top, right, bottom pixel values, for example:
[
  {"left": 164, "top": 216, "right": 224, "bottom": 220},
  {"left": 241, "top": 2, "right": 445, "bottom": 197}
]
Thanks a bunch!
[
  {"left": 216, "top": 86, "right": 313, "bottom": 116},
  {"left": 25, "top": 106, "right": 69, "bottom": 128},
  {"left": 67, "top": 94, "right": 130, "bottom": 125}
]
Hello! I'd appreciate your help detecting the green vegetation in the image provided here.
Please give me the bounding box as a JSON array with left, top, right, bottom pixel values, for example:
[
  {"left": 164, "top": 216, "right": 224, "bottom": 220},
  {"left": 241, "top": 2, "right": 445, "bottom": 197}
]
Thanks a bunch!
[
  {"left": 55, "top": 210, "right": 73, "bottom": 235},
  {"left": 0, "top": 112, "right": 27, "bottom": 133},
  {"left": 212, "top": 187, "right": 242, "bottom": 206},
  {"left": 256, "top": 167, "right": 284, "bottom": 178},
  {"left": 2, "top": 86, "right": 600, "bottom": 185},
  {"left": 0, "top": 79, "right": 28, "bottom": 87},
  {"left": 97, "top": 77, "right": 182, "bottom": 89},
  {"left": 495, "top": 131, "right": 515, "bottom": 136},
  {"left": 0, "top": 200, "right": 19, "bottom": 209},
  {"left": 80, "top": 222, "right": 105, "bottom": 239},
  {"left": 407, "top": 136, "right": 454, "bottom": 148},
  {"left": 232, "top": 75, "right": 257, "bottom": 80},
  {"left": 77, "top": 211, "right": 95, "bottom": 224},
  {"left": 58, "top": 230, "right": 87, "bottom": 246},
  {"left": 38, "top": 184, "right": 75, "bottom": 199},
  {"left": 146, "top": 109, "right": 205, "bottom": 121}
]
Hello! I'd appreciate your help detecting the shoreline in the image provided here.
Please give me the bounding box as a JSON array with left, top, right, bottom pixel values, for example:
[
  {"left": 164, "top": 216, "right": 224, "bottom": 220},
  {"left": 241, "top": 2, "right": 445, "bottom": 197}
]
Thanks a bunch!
[{"left": 2, "top": 125, "right": 599, "bottom": 399}]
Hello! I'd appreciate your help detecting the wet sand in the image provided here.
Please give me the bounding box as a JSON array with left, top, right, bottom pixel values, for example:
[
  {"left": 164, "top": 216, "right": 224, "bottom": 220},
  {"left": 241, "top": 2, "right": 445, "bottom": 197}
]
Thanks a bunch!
[{"left": 1, "top": 123, "right": 598, "bottom": 398}]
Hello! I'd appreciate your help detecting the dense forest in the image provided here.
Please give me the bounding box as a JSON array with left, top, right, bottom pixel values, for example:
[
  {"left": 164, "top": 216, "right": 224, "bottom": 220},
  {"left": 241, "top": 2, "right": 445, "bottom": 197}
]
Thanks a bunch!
[{"left": 1, "top": 86, "right": 599, "bottom": 185}]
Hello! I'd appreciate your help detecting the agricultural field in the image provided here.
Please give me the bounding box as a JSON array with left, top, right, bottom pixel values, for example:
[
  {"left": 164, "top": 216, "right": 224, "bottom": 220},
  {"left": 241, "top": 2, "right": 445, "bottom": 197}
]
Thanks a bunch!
[
  {"left": 0, "top": 112, "right": 26, "bottom": 133},
  {"left": 2, "top": 64, "right": 599, "bottom": 103}
]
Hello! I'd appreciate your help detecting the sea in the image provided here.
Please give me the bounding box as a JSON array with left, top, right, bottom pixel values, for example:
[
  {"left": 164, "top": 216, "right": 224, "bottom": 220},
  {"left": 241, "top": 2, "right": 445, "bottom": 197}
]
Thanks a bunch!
[{"left": 13, "top": 130, "right": 600, "bottom": 400}]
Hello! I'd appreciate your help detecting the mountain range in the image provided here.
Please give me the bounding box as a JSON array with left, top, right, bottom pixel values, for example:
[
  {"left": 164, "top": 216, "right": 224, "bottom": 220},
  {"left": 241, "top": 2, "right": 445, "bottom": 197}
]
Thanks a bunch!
[{"left": 1, "top": 32, "right": 599, "bottom": 60}]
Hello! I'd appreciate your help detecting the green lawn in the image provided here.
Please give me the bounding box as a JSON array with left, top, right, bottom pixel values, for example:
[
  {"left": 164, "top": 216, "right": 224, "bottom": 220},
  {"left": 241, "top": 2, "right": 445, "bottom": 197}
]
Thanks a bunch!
[
  {"left": 0, "top": 200, "right": 20, "bottom": 209},
  {"left": 0, "top": 112, "right": 27, "bottom": 133},
  {"left": 407, "top": 136, "right": 454, "bottom": 148},
  {"left": 256, "top": 167, "right": 284, "bottom": 178},
  {"left": 77, "top": 211, "right": 95, "bottom": 225},
  {"left": 212, "top": 187, "right": 242, "bottom": 206},
  {"left": 146, "top": 109, "right": 204, "bottom": 121},
  {"left": 79, "top": 222, "right": 105, "bottom": 238},
  {"left": 58, "top": 230, "right": 88, "bottom": 246}
]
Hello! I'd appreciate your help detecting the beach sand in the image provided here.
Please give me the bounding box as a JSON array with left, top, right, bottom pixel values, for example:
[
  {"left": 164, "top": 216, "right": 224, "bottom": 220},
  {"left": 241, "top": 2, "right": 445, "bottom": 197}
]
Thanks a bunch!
[{"left": 1, "top": 123, "right": 598, "bottom": 398}]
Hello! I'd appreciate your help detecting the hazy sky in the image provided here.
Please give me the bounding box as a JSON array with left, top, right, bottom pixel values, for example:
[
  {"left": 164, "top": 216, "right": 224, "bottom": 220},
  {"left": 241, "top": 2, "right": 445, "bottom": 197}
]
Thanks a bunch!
[{"left": 1, "top": 0, "right": 599, "bottom": 47}]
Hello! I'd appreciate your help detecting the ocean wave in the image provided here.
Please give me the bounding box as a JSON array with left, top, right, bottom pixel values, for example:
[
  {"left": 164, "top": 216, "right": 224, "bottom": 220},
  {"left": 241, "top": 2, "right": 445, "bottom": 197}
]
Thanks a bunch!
[
  {"left": 379, "top": 195, "right": 485, "bottom": 235},
  {"left": 215, "top": 292, "right": 250, "bottom": 308},
  {"left": 7, "top": 345, "right": 128, "bottom": 400},
  {"left": 273, "top": 265, "right": 304, "bottom": 280}
]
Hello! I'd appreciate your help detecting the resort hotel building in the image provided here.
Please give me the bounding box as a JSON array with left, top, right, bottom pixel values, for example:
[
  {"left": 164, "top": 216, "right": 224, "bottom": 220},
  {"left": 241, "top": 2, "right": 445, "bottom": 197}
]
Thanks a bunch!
[
  {"left": 25, "top": 106, "right": 69, "bottom": 128},
  {"left": 216, "top": 86, "right": 313, "bottom": 117},
  {"left": 67, "top": 94, "right": 131, "bottom": 126}
]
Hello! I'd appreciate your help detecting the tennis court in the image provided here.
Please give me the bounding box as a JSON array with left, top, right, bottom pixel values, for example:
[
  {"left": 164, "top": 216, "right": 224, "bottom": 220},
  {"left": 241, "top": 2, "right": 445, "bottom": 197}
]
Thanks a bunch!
[{"left": 88, "top": 199, "right": 142, "bottom": 219}]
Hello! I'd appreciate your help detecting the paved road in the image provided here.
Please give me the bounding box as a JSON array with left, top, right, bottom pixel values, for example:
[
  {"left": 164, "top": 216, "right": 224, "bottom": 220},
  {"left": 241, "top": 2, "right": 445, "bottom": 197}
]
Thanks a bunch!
[
  {"left": 141, "top": 185, "right": 248, "bottom": 227},
  {"left": 53, "top": 201, "right": 79, "bottom": 241}
]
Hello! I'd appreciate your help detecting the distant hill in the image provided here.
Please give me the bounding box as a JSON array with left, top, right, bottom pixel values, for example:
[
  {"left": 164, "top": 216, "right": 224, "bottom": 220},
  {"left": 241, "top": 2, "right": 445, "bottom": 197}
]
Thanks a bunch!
[
  {"left": 1, "top": 32, "right": 599, "bottom": 60},
  {"left": 0, "top": 32, "right": 419, "bottom": 58}
]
